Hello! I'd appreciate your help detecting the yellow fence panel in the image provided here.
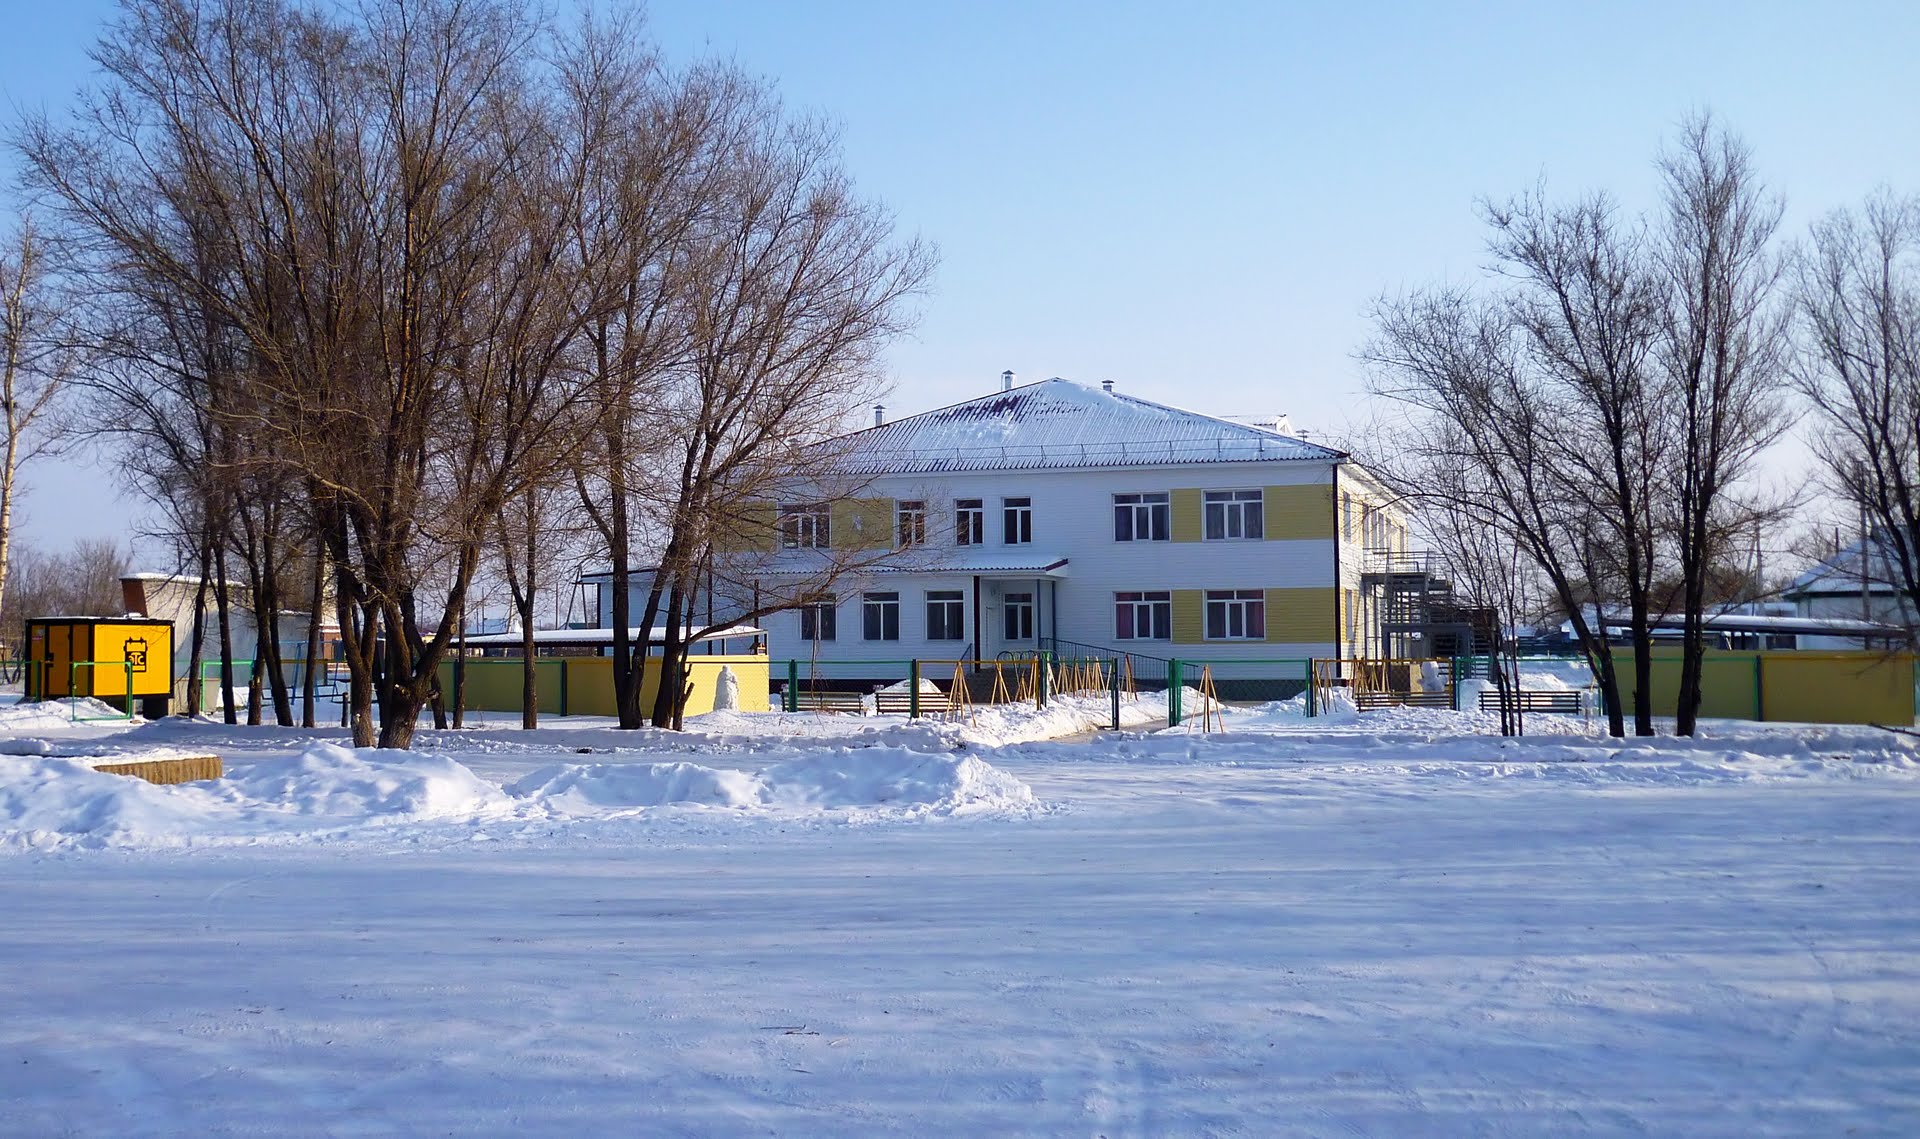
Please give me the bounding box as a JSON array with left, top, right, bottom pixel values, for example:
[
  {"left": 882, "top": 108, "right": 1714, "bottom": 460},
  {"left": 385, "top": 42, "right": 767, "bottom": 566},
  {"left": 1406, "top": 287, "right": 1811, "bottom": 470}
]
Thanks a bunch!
[{"left": 1761, "top": 653, "right": 1914, "bottom": 725}]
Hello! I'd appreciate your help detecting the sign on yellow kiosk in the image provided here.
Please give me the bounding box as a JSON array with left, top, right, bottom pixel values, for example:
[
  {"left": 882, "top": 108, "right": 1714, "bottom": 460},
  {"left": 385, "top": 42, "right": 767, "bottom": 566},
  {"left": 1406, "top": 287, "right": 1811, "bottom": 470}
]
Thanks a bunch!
[{"left": 24, "top": 616, "right": 174, "bottom": 719}]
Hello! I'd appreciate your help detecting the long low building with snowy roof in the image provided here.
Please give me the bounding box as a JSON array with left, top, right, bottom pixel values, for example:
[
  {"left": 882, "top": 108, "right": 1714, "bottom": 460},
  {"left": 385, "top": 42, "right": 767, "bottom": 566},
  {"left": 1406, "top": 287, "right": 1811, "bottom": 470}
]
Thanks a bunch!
[{"left": 610, "top": 373, "right": 1413, "bottom": 686}]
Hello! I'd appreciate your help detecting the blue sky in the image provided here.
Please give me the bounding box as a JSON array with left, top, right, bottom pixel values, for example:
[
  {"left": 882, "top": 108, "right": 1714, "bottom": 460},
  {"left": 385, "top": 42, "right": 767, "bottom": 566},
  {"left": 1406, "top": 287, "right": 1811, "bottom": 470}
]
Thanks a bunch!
[{"left": 5, "top": 0, "right": 1918, "bottom": 561}]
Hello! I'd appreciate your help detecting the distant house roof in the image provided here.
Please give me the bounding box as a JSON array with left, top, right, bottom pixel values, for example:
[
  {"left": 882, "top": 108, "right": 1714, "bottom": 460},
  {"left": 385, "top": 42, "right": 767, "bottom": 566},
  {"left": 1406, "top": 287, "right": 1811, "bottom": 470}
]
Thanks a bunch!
[
  {"left": 834, "top": 378, "right": 1345, "bottom": 474},
  {"left": 1784, "top": 537, "right": 1911, "bottom": 599}
]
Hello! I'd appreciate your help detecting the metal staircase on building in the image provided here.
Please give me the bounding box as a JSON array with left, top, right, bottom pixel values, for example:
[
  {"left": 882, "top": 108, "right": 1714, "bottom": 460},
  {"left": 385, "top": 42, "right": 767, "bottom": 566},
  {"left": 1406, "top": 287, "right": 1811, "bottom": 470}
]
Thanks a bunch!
[{"left": 1359, "top": 550, "right": 1497, "bottom": 660}]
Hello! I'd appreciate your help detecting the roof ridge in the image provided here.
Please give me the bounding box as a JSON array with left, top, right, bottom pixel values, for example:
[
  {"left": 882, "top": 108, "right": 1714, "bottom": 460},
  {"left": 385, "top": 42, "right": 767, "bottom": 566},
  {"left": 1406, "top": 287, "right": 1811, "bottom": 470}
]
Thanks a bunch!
[{"left": 837, "top": 377, "right": 1346, "bottom": 468}]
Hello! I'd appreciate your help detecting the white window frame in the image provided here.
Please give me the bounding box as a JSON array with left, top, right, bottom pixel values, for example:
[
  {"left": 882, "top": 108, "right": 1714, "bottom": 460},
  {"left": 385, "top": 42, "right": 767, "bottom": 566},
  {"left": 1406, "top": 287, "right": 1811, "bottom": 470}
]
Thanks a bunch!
[
  {"left": 1113, "top": 492, "right": 1170, "bottom": 542},
  {"left": 779, "top": 502, "right": 830, "bottom": 549},
  {"left": 1205, "top": 589, "right": 1266, "bottom": 640},
  {"left": 863, "top": 591, "right": 900, "bottom": 642},
  {"left": 896, "top": 500, "right": 926, "bottom": 547},
  {"left": 799, "top": 597, "right": 836, "bottom": 642},
  {"left": 926, "top": 589, "right": 965, "bottom": 642},
  {"left": 1003, "top": 497, "right": 1032, "bottom": 545},
  {"left": 955, "top": 499, "right": 984, "bottom": 546},
  {"left": 1204, "top": 489, "right": 1264, "bottom": 541},
  {"left": 1115, "top": 591, "right": 1172, "bottom": 641}
]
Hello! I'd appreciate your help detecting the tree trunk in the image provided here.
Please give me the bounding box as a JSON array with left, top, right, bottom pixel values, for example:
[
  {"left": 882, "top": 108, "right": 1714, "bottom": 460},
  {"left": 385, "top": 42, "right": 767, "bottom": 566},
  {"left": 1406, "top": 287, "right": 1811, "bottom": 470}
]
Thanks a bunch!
[
  {"left": 301, "top": 548, "right": 323, "bottom": 728},
  {"left": 213, "top": 549, "right": 237, "bottom": 726},
  {"left": 186, "top": 539, "right": 211, "bottom": 718}
]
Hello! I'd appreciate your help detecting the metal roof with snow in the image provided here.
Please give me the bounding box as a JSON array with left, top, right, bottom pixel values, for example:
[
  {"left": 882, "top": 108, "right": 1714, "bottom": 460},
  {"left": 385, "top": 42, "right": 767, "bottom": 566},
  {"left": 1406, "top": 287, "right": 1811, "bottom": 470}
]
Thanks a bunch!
[
  {"left": 834, "top": 378, "right": 1345, "bottom": 474},
  {"left": 1783, "top": 537, "right": 1910, "bottom": 598}
]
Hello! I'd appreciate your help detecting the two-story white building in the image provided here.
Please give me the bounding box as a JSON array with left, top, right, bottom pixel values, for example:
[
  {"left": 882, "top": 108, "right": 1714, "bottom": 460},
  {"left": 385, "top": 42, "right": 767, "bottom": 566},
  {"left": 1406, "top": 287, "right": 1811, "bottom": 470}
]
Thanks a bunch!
[{"left": 704, "top": 376, "right": 1408, "bottom": 690}]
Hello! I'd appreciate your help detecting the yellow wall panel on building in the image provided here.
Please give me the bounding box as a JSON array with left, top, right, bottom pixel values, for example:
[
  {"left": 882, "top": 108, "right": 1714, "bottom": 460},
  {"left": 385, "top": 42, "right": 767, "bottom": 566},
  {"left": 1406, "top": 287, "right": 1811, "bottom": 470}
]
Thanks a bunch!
[
  {"left": 832, "top": 498, "right": 894, "bottom": 550},
  {"left": 715, "top": 501, "right": 779, "bottom": 554},
  {"left": 1170, "top": 489, "right": 1203, "bottom": 542},
  {"left": 1265, "top": 587, "right": 1337, "bottom": 645},
  {"left": 1262, "top": 486, "right": 1336, "bottom": 540},
  {"left": 1170, "top": 589, "right": 1204, "bottom": 643}
]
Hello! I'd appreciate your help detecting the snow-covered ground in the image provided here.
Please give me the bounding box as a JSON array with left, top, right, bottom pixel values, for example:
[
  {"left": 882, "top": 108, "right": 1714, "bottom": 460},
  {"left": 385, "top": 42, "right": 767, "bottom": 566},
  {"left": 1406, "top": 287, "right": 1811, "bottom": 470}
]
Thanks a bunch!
[{"left": 3, "top": 695, "right": 1917, "bottom": 1135}]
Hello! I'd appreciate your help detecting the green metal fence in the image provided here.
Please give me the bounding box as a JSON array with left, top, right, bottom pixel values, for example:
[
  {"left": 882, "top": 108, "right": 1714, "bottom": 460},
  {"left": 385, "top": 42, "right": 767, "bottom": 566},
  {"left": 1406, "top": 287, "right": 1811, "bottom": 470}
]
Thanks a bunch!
[
  {"left": 1165, "top": 658, "right": 1317, "bottom": 727},
  {"left": 66, "top": 661, "right": 137, "bottom": 722},
  {"left": 773, "top": 652, "right": 1128, "bottom": 729}
]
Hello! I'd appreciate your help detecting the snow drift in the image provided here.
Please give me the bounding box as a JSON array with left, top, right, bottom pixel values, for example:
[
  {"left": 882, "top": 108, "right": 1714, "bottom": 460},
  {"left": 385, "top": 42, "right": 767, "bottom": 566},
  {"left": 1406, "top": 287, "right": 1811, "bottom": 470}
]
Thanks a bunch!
[{"left": 508, "top": 746, "right": 1035, "bottom": 816}]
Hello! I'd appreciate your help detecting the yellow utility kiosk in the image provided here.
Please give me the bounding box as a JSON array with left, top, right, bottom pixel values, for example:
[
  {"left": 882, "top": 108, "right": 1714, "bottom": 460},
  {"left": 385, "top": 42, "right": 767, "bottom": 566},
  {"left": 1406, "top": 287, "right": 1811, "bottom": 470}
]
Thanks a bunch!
[{"left": 24, "top": 616, "right": 174, "bottom": 718}]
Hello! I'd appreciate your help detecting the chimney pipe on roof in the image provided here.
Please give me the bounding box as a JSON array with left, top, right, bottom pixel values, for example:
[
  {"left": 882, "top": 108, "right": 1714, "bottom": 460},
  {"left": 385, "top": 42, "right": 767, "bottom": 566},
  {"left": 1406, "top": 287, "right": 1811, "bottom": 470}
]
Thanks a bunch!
[
  {"left": 1100, "top": 379, "right": 1114, "bottom": 393},
  {"left": 873, "top": 404, "right": 885, "bottom": 427},
  {"left": 1001, "top": 369, "right": 1015, "bottom": 392}
]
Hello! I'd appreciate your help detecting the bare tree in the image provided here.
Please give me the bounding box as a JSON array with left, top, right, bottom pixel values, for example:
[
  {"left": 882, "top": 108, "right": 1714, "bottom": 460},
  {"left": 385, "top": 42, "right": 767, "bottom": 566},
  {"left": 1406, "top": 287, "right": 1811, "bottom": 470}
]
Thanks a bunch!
[
  {"left": 1365, "top": 290, "right": 1644, "bottom": 736},
  {"left": 1656, "top": 114, "right": 1790, "bottom": 736},
  {"left": 0, "top": 218, "right": 86, "bottom": 655},
  {"left": 1795, "top": 191, "right": 1920, "bottom": 638},
  {"left": 561, "top": 27, "right": 933, "bottom": 730},
  {"left": 22, "top": 0, "right": 604, "bottom": 746}
]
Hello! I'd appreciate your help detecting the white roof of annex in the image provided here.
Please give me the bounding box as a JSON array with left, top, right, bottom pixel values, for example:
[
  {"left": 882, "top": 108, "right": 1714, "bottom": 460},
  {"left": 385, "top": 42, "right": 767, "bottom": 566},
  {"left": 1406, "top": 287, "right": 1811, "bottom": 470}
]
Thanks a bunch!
[
  {"left": 837, "top": 378, "right": 1345, "bottom": 475},
  {"left": 1784, "top": 536, "right": 1912, "bottom": 599}
]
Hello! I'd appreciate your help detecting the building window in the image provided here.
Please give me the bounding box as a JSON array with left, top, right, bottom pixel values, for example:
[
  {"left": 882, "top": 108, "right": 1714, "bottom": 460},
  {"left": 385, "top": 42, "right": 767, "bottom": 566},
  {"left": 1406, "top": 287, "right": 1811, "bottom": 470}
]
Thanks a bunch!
[
  {"left": 926, "top": 590, "right": 965, "bottom": 641},
  {"left": 863, "top": 591, "right": 900, "bottom": 641},
  {"left": 1205, "top": 589, "right": 1266, "bottom": 640},
  {"left": 1204, "top": 490, "right": 1264, "bottom": 540},
  {"left": 780, "top": 502, "right": 829, "bottom": 549},
  {"left": 1113, "top": 492, "right": 1170, "bottom": 542},
  {"left": 1115, "top": 591, "right": 1171, "bottom": 641},
  {"left": 799, "top": 597, "right": 836, "bottom": 642},
  {"left": 955, "top": 499, "right": 984, "bottom": 546},
  {"left": 896, "top": 500, "right": 926, "bottom": 547},
  {"left": 1004, "top": 592, "right": 1035, "bottom": 641},
  {"left": 1003, "top": 497, "right": 1032, "bottom": 545}
]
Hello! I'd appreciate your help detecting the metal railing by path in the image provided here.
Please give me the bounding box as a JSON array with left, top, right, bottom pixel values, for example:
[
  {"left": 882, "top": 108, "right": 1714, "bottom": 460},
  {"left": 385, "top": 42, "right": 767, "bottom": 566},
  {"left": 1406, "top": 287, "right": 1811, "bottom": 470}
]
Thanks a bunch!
[{"left": 1044, "top": 638, "right": 1173, "bottom": 690}]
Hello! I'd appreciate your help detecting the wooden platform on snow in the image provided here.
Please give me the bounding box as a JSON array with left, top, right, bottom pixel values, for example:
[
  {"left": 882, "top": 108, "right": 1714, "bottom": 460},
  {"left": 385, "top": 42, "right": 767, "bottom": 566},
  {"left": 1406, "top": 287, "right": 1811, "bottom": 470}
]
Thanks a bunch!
[{"left": 87, "top": 755, "right": 224, "bottom": 785}]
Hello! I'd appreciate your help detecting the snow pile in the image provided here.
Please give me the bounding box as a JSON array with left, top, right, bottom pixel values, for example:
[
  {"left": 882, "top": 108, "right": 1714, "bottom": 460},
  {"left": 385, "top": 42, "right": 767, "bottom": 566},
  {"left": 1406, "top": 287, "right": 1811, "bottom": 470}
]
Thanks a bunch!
[
  {"left": 225, "top": 743, "right": 512, "bottom": 821},
  {"left": 0, "top": 756, "right": 212, "bottom": 848},
  {"left": 508, "top": 760, "right": 763, "bottom": 810},
  {"left": 757, "top": 747, "right": 1035, "bottom": 813},
  {"left": 0, "top": 698, "right": 134, "bottom": 734},
  {"left": 510, "top": 747, "right": 1035, "bottom": 817}
]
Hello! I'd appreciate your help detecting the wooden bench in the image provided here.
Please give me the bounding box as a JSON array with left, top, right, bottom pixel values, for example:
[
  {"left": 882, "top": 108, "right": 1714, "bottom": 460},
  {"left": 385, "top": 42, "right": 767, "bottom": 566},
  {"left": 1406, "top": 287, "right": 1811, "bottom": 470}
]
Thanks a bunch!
[
  {"left": 1477, "top": 688, "right": 1583, "bottom": 714},
  {"left": 1355, "top": 690, "right": 1453, "bottom": 710},
  {"left": 793, "top": 689, "right": 869, "bottom": 714},
  {"left": 873, "top": 689, "right": 951, "bottom": 716}
]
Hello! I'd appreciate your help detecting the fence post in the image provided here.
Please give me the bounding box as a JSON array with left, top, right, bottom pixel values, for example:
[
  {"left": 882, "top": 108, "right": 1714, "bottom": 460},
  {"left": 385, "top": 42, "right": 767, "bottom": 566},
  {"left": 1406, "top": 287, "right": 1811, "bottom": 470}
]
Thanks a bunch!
[
  {"left": 910, "top": 658, "right": 921, "bottom": 718},
  {"left": 1169, "top": 659, "right": 1183, "bottom": 727},
  {"left": 1753, "top": 654, "right": 1765, "bottom": 722},
  {"left": 1037, "top": 651, "right": 1051, "bottom": 708},
  {"left": 1109, "top": 657, "right": 1121, "bottom": 730},
  {"left": 786, "top": 659, "right": 799, "bottom": 712},
  {"left": 1307, "top": 658, "right": 1317, "bottom": 717}
]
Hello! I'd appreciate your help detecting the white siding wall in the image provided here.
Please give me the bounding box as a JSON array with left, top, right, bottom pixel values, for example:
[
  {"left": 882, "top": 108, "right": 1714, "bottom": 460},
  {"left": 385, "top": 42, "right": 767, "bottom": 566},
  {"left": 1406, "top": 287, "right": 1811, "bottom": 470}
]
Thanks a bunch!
[{"left": 762, "top": 462, "right": 1342, "bottom": 663}]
